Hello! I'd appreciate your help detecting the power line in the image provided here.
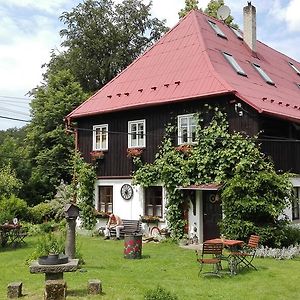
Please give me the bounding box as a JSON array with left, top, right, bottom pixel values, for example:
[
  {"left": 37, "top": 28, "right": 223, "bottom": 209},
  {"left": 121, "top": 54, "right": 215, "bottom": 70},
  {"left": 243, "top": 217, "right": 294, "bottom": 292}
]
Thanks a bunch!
[{"left": 0, "top": 115, "right": 31, "bottom": 123}]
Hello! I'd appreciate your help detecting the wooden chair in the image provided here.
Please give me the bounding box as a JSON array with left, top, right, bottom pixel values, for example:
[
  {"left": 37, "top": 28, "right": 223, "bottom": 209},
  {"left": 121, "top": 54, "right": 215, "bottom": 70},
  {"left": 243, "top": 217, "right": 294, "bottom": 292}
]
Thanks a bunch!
[
  {"left": 231, "top": 235, "right": 260, "bottom": 270},
  {"left": 195, "top": 242, "right": 223, "bottom": 277}
]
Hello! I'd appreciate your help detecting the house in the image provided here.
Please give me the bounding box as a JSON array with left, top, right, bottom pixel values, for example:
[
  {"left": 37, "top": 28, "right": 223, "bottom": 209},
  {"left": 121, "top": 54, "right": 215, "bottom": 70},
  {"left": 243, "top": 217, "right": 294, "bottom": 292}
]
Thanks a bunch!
[{"left": 66, "top": 3, "right": 300, "bottom": 242}]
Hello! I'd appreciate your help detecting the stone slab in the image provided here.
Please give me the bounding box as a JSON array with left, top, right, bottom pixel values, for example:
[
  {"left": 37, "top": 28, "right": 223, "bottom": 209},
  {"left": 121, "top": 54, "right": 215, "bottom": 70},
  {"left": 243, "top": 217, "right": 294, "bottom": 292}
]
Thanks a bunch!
[
  {"left": 7, "top": 282, "right": 22, "bottom": 298},
  {"left": 30, "top": 259, "right": 79, "bottom": 274}
]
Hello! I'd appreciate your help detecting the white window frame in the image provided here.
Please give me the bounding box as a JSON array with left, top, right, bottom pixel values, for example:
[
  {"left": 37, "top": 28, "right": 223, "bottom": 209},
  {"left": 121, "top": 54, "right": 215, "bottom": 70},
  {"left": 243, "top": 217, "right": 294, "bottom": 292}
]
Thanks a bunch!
[
  {"left": 93, "top": 124, "right": 108, "bottom": 151},
  {"left": 178, "top": 114, "right": 197, "bottom": 145},
  {"left": 128, "top": 119, "right": 146, "bottom": 148}
]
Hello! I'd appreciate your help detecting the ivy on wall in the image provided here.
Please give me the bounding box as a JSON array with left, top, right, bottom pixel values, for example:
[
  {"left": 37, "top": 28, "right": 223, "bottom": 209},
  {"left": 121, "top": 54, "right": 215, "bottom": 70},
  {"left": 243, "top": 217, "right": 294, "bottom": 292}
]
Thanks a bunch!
[
  {"left": 133, "top": 108, "right": 292, "bottom": 244},
  {"left": 72, "top": 151, "right": 97, "bottom": 229}
]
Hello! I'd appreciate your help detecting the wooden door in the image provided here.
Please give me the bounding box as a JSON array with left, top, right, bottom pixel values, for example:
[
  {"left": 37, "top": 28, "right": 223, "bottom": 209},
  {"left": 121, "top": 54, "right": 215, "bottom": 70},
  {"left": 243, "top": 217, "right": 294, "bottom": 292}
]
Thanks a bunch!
[{"left": 203, "top": 191, "right": 222, "bottom": 241}]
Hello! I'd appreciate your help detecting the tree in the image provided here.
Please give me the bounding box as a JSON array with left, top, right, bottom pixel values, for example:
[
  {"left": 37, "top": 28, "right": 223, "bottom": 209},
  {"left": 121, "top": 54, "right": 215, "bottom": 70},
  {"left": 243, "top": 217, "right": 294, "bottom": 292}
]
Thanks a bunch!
[
  {"left": 178, "top": 0, "right": 200, "bottom": 18},
  {"left": 204, "top": 0, "right": 237, "bottom": 27},
  {"left": 0, "top": 165, "right": 22, "bottom": 199},
  {"left": 47, "top": 0, "right": 168, "bottom": 93},
  {"left": 25, "top": 70, "right": 87, "bottom": 204}
]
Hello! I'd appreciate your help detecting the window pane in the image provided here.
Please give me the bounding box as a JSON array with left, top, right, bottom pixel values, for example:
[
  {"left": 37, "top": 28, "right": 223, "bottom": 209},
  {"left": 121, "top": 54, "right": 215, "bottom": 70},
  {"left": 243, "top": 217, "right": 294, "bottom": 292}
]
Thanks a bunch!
[
  {"left": 253, "top": 63, "right": 275, "bottom": 85},
  {"left": 145, "top": 187, "right": 162, "bottom": 217},
  {"left": 99, "top": 186, "right": 113, "bottom": 213},
  {"left": 208, "top": 20, "right": 227, "bottom": 38}
]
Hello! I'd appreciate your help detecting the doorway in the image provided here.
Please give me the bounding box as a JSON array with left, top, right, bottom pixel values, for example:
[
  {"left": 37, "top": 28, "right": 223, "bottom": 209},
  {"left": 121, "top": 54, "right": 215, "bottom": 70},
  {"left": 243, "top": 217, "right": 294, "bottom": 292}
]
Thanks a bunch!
[{"left": 203, "top": 191, "right": 222, "bottom": 241}]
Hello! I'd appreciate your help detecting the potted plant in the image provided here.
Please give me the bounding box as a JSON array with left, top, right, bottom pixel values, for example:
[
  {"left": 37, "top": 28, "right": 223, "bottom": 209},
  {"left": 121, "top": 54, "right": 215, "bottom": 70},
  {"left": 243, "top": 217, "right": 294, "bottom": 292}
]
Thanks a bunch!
[{"left": 140, "top": 215, "right": 160, "bottom": 224}]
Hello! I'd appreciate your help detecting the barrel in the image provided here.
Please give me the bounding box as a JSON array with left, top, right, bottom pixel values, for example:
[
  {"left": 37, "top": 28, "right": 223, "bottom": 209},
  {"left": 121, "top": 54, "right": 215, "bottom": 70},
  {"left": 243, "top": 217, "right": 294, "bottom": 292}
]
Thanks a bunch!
[{"left": 124, "top": 234, "right": 142, "bottom": 259}]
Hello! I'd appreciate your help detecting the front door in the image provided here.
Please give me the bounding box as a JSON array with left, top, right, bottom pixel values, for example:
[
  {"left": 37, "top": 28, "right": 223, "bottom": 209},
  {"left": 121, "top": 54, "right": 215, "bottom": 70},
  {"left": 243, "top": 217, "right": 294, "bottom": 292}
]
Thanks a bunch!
[{"left": 203, "top": 191, "right": 222, "bottom": 241}]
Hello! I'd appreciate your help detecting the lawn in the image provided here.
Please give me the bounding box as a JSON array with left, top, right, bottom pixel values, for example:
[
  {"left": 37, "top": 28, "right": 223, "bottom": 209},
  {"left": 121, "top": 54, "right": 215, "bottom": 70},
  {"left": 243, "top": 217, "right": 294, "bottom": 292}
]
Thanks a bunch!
[{"left": 1, "top": 234, "right": 300, "bottom": 299}]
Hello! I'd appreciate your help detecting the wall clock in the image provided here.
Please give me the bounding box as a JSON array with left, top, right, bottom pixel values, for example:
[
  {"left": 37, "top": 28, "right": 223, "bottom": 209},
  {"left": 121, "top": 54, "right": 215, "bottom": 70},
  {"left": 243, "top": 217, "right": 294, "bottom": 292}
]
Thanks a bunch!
[{"left": 120, "top": 184, "right": 134, "bottom": 200}]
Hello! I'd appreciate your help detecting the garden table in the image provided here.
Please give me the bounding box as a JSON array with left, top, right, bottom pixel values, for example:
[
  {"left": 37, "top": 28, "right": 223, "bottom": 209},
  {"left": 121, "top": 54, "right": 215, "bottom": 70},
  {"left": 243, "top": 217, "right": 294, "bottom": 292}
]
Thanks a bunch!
[
  {"left": 0, "top": 224, "right": 24, "bottom": 247},
  {"left": 204, "top": 238, "right": 244, "bottom": 275}
]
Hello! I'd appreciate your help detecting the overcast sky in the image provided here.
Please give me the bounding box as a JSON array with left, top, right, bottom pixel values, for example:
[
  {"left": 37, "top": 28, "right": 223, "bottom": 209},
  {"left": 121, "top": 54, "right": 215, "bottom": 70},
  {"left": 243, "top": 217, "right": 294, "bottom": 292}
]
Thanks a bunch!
[{"left": 0, "top": 0, "right": 300, "bottom": 130}]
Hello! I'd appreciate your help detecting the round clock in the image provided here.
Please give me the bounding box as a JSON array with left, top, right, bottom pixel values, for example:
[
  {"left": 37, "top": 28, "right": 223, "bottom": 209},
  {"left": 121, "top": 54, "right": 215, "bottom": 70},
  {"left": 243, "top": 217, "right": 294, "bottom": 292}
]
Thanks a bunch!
[{"left": 120, "top": 184, "right": 134, "bottom": 200}]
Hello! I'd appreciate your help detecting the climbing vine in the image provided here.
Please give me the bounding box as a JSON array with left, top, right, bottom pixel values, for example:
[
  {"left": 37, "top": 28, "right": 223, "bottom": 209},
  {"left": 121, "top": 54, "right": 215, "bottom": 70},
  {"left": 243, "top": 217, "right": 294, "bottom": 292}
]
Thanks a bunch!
[
  {"left": 133, "top": 108, "right": 292, "bottom": 244},
  {"left": 72, "top": 151, "right": 97, "bottom": 229}
]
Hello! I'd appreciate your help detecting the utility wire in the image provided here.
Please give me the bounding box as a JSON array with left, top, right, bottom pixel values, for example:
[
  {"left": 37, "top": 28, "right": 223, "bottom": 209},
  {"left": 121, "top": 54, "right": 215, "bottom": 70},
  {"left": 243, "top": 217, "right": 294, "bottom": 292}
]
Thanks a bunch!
[{"left": 0, "top": 115, "right": 31, "bottom": 123}]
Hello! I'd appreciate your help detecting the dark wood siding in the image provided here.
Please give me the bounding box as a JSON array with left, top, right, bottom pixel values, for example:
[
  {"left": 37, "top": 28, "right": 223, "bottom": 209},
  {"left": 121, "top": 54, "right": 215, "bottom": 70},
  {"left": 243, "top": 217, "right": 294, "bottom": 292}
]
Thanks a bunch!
[{"left": 75, "top": 95, "right": 300, "bottom": 177}]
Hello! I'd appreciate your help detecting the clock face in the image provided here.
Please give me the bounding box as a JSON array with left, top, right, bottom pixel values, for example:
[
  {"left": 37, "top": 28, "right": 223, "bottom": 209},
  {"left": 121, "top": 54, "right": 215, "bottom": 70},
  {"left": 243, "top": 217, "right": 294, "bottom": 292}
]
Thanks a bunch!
[{"left": 120, "top": 184, "right": 134, "bottom": 200}]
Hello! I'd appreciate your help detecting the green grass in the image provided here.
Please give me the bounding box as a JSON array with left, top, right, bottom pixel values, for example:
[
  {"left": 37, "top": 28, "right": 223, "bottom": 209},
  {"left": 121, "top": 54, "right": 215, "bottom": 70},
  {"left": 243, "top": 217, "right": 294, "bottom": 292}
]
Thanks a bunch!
[{"left": 1, "top": 235, "right": 300, "bottom": 299}]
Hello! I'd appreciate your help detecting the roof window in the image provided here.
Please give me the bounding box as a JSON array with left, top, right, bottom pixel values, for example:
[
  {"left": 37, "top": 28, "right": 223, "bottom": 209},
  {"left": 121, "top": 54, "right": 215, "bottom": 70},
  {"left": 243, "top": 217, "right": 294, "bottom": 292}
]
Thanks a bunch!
[
  {"left": 296, "top": 83, "right": 300, "bottom": 89},
  {"left": 230, "top": 26, "right": 243, "bottom": 40},
  {"left": 252, "top": 63, "right": 275, "bottom": 85},
  {"left": 223, "top": 52, "right": 247, "bottom": 76},
  {"left": 208, "top": 20, "right": 227, "bottom": 39},
  {"left": 289, "top": 62, "right": 300, "bottom": 75}
]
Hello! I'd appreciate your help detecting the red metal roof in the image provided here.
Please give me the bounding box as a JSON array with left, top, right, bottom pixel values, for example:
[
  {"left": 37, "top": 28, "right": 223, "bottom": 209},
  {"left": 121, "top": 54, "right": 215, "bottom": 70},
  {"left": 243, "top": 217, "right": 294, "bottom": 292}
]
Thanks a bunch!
[{"left": 67, "top": 10, "right": 300, "bottom": 123}]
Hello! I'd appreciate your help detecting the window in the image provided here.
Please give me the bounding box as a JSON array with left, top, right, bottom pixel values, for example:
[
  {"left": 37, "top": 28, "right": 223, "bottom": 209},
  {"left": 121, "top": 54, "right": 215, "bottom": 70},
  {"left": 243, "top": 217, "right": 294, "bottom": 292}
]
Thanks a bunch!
[
  {"left": 289, "top": 62, "right": 300, "bottom": 75},
  {"left": 128, "top": 119, "right": 146, "bottom": 148},
  {"left": 223, "top": 52, "right": 247, "bottom": 76},
  {"left": 296, "top": 83, "right": 300, "bottom": 89},
  {"left": 93, "top": 124, "right": 108, "bottom": 150},
  {"left": 252, "top": 63, "right": 275, "bottom": 85},
  {"left": 145, "top": 186, "right": 163, "bottom": 217},
  {"left": 98, "top": 186, "right": 113, "bottom": 213},
  {"left": 178, "top": 114, "right": 197, "bottom": 145},
  {"left": 207, "top": 20, "right": 227, "bottom": 39},
  {"left": 230, "top": 26, "right": 243, "bottom": 40},
  {"left": 292, "top": 187, "right": 300, "bottom": 221}
]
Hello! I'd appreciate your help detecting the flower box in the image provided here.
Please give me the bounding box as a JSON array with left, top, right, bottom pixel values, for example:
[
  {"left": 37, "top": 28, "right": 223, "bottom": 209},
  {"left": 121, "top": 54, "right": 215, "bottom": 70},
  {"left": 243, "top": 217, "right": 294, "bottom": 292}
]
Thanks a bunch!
[
  {"left": 90, "top": 151, "right": 105, "bottom": 161},
  {"left": 140, "top": 215, "right": 160, "bottom": 223},
  {"left": 127, "top": 148, "right": 143, "bottom": 158}
]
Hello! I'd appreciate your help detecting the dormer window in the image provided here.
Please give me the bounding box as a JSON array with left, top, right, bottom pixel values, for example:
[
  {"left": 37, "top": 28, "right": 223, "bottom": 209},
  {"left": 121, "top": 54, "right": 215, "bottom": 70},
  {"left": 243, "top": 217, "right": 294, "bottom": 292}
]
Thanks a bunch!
[
  {"left": 289, "top": 62, "right": 300, "bottom": 75},
  {"left": 252, "top": 63, "right": 275, "bottom": 85},
  {"left": 230, "top": 26, "right": 243, "bottom": 40},
  {"left": 223, "top": 52, "right": 247, "bottom": 76},
  {"left": 207, "top": 20, "right": 227, "bottom": 39}
]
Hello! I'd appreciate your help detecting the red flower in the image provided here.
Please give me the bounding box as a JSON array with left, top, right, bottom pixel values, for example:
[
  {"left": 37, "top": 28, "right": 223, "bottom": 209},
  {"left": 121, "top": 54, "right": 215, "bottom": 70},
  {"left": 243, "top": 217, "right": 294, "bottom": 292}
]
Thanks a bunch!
[{"left": 127, "top": 148, "right": 143, "bottom": 158}]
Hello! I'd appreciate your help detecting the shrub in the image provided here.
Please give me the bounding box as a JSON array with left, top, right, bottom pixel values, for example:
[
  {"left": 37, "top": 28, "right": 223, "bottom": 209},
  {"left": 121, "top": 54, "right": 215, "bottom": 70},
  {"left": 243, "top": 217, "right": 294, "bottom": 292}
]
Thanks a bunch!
[
  {"left": 144, "top": 286, "right": 178, "bottom": 300},
  {"left": 281, "top": 225, "right": 300, "bottom": 247},
  {"left": 29, "top": 202, "right": 53, "bottom": 224},
  {"left": 0, "top": 195, "right": 28, "bottom": 224}
]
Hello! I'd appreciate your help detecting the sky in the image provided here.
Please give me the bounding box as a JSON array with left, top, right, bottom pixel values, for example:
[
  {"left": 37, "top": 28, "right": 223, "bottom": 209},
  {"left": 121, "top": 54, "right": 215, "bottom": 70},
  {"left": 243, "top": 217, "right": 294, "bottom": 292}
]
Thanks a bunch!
[{"left": 0, "top": 0, "right": 300, "bottom": 130}]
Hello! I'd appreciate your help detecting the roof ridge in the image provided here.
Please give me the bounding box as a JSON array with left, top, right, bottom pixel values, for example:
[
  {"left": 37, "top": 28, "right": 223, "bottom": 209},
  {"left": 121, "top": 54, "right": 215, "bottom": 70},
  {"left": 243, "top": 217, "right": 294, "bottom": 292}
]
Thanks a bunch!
[{"left": 191, "top": 11, "right": 234, "bottom": 94}]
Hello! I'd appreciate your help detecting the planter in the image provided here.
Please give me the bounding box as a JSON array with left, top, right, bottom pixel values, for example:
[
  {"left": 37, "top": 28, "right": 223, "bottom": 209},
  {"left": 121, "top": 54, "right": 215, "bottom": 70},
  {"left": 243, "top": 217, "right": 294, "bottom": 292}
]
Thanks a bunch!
[{"left": 38, "top": 254, "right": 69, "bottom": 265}]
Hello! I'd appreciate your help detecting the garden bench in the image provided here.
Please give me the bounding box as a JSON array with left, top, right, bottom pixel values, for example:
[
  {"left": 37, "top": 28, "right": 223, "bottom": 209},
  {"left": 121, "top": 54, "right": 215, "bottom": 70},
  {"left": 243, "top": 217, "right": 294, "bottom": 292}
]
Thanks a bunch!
[{"left": 109, "top": 219, "right": 142, "bottom": 238}]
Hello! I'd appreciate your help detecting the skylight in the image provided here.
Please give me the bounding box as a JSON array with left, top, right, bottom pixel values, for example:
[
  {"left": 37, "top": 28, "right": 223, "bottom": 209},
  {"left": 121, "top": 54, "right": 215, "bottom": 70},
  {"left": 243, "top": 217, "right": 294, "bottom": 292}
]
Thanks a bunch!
[
  {"left": 208, "top": 20, "right": 227, "bottom": 39},
  {"left": 230, "top": 26, "right": 243, "bottom": 40},
  {"left": 223, "top": 52, "right": 247, "bottom": 76},
  {"left": 252, "top": 63, "right": 275, "bottom": 85},
  {"left": 296, "top": 83, "right": 300, "bottom": 89},
  {"left": 289, "top": 62, "right": 300, "bottom": 75}
]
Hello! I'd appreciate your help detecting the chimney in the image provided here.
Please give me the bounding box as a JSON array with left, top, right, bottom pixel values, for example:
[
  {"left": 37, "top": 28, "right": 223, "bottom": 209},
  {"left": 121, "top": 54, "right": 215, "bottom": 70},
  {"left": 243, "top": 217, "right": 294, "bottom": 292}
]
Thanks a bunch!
[{"left": 243, "top": 2, "right": 256, "bottom": 53}]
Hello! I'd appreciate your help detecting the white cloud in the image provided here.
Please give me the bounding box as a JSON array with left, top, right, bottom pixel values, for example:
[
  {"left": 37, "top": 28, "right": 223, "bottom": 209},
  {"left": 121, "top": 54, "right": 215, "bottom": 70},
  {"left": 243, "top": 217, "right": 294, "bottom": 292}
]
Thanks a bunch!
[
  {"left": 269, "top": 0, "right": 300, "bottom": 32},
  {"left": 2, "top": 0, "right": 74, "bottom": 14}
]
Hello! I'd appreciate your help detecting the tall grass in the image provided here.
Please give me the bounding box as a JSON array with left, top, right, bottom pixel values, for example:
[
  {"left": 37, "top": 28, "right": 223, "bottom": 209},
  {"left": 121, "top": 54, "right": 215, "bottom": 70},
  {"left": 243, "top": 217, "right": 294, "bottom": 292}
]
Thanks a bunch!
[{"left": 0, "top": 235, "right": 299, "bottom": 299}]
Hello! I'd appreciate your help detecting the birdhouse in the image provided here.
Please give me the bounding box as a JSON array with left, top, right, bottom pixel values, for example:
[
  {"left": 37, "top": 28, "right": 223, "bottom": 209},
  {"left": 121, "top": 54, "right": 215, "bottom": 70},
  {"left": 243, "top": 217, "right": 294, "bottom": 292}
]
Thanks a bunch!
[{"left": 64, "top": 203, "right": 80, "bottom": 219}]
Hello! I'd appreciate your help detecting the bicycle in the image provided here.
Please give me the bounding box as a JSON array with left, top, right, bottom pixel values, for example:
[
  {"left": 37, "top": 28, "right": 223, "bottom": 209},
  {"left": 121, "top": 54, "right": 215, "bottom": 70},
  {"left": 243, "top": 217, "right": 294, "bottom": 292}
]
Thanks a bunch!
[{"left": 140, "top": 216, "right": 161, "bottom": 238}]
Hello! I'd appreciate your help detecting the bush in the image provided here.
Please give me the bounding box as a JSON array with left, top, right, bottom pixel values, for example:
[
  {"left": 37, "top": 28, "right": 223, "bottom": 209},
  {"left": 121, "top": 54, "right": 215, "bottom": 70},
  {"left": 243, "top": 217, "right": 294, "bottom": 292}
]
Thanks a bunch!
[
  {"left": 29, "top": 202, "right": 53, "bottom": 224},
  {"left": 281, "top": 225, "right": 300, "bottom": 247},
  {"left": 0, "top": 195, "right": 28, "bottom": 224},
  {"left": 144, "top": 286, "right": 178, "bottom": 300}
]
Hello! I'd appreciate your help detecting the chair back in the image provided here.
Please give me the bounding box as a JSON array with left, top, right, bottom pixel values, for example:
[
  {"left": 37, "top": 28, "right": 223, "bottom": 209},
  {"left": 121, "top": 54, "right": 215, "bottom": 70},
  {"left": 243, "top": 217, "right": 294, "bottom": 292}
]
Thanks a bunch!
[
  {"left": 247, "top": 235, "right": 260, "bottom": 249},
  {"left": 202, "top": 242, "right": 223, "bottom": 255}
]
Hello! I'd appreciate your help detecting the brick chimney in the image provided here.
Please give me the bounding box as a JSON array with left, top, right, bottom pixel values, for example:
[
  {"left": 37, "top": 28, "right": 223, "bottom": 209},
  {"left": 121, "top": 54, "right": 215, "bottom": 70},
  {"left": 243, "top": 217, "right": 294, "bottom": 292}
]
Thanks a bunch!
[{"left": 243, "top": 2, "right": 256, "bottom": 53}]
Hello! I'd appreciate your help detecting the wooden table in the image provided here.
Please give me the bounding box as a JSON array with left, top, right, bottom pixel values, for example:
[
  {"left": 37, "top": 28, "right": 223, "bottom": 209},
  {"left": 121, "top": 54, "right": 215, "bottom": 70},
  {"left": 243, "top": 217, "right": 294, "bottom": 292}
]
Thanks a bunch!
[{"left": 204, "top": 238, "right": 244, "bottom": 275}]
